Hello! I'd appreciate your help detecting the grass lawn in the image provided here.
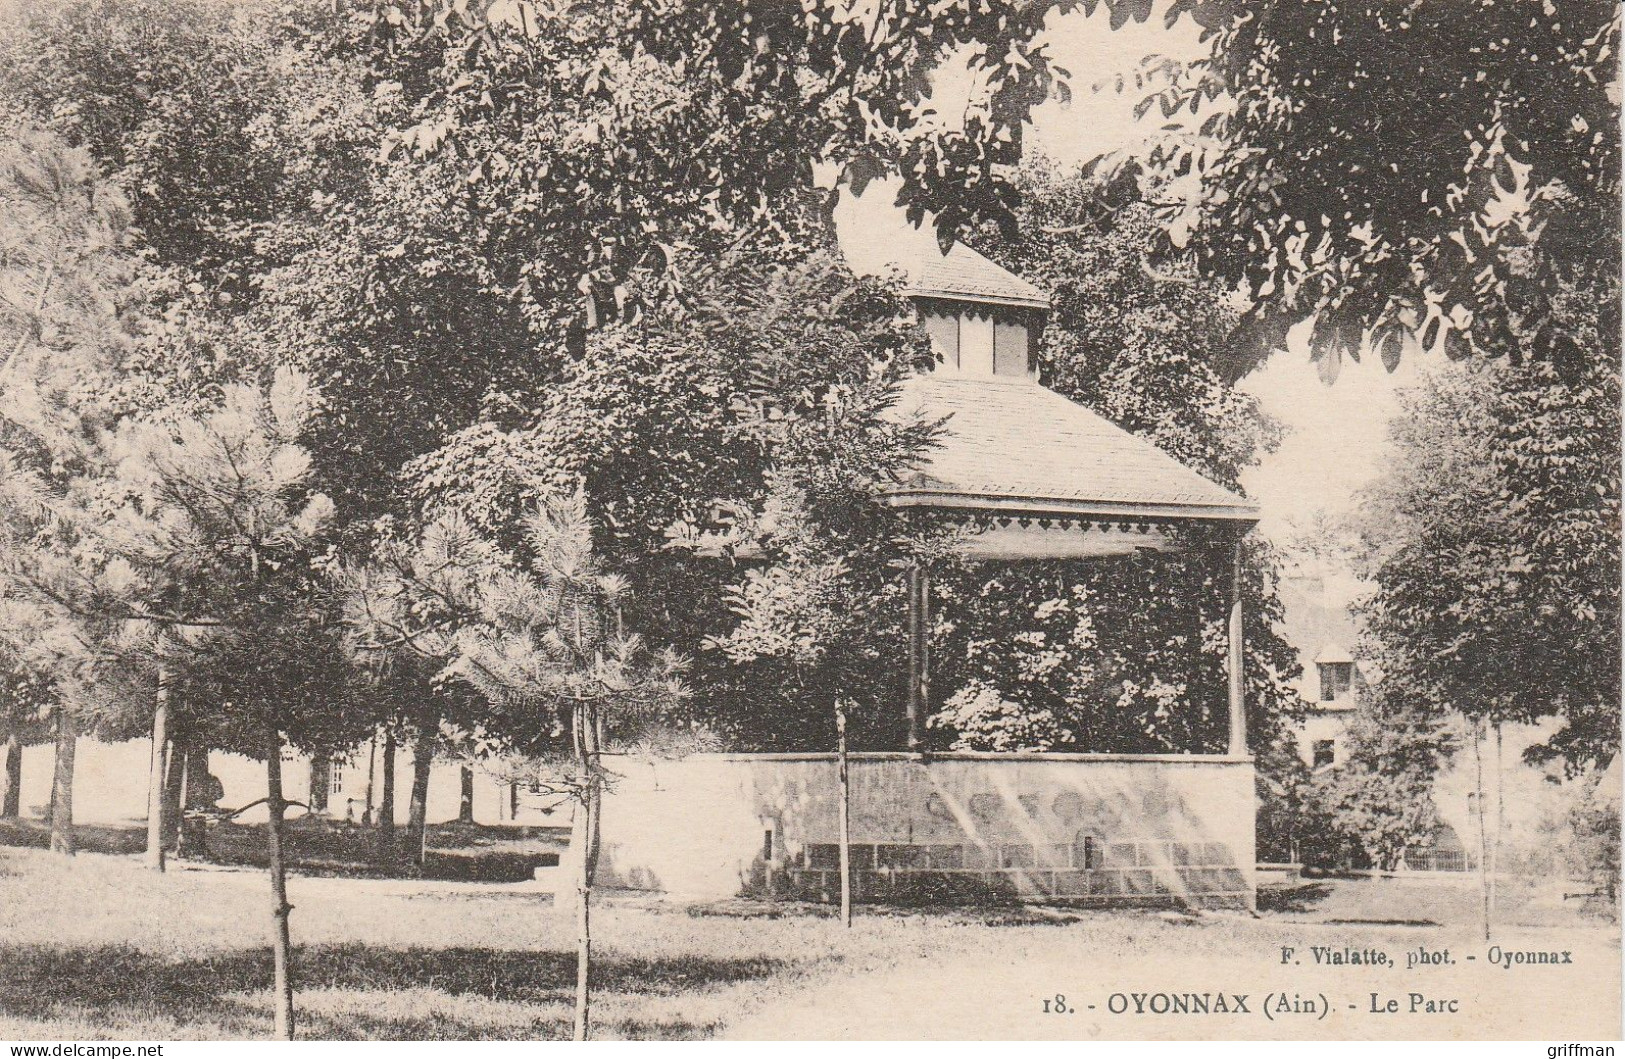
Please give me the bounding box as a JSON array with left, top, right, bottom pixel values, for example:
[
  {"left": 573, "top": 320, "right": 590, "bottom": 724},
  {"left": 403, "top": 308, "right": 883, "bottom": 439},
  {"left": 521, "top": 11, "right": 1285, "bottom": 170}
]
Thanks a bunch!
[{"left": 0, "top": 846, "right": 1617, "bottom": 1041}]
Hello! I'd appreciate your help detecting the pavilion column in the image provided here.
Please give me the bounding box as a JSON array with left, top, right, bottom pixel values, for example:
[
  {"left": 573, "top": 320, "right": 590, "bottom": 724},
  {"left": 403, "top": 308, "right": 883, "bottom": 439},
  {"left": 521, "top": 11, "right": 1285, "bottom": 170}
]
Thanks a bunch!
[
  {"left": 906, "top": 564, "right": 930, "bottom": 750},
  {"left": 1226, "top": 535, "right": 1248, "bottom": 756}
]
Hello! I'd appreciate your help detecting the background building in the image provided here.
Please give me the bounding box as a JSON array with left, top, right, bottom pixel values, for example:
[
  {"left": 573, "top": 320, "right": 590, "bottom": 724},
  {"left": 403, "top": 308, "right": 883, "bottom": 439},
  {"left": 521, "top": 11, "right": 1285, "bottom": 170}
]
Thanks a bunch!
[{"left": 1277, "top": 564, "right": 1580, "bottom": 875}]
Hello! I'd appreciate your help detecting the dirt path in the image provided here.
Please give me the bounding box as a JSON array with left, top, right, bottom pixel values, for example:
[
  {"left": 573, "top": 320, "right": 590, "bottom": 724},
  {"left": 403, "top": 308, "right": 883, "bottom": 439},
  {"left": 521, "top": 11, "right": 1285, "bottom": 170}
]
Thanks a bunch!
[{"left": 721, "top": 911, "right": 1622, "bottom": 1040}]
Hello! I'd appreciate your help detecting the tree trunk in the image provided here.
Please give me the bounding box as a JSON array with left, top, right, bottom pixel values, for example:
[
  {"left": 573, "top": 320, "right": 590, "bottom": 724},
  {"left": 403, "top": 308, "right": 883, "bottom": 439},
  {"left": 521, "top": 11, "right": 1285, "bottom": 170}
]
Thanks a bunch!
[
  {"left": 572, "top": 792, "right": 592, "bottom": 1042},
  {"left": 458, "top": 765, "right": 474, "bottom": 824},
  {"left": 590, "top": 710, "right": 604, "bottom": 880},
  {"left": 265, "top": 733, "right": 296, "bottom": 1041},
  {"left": 144, "top": 673, "right": 171, "bottom": 871},
  {"left": 378, "top": 729, "right": 395, "bottom": 857},
  {"left": 572, "top": 701, "right": 603, "bottom": 1042},
  {"left": 1473, "top": 720, "right": 1491, "bottom": 942},
  {"left": 174, "top": 742, "right": 194, "bottom": 858},
  {"left": 1, "top": 732, "right": 21, "bottom": 819},
  {"left": 362, "top": 731, "right": 377, "bottom": 826},
  {"left": 405, "top": 734, "right": 433, "bottom": 867},
  {"left": 49, "top": 707, "right": 75, "bottom": 856},
  {"left": 1491, "top": 722, "right": 1505, "bottom": 929},
  {"left": 163, "top": 738, "right": 186, "bottom": 852},
  {"left": 179, "top": 745, "right": 213, "bottom": 859},
  {"left": 836, "top": 703, "right": 852, "bottom": 929},
  {"left": 307, "top": 756, "right": 329, "bottom": 815}
]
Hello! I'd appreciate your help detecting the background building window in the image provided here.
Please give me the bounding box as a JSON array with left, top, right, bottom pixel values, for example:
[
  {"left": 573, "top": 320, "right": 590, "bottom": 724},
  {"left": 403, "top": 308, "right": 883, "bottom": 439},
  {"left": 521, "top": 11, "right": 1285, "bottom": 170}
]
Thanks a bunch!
[
  {"left": 1318, "top": 661, "right": 1354, "bottom": 702},
  {"left": 1312, "top": 739, "right": 1336, "bottom": 768},
  {"left": 329, "top": 763, "right": 345, "bottom": 796}
]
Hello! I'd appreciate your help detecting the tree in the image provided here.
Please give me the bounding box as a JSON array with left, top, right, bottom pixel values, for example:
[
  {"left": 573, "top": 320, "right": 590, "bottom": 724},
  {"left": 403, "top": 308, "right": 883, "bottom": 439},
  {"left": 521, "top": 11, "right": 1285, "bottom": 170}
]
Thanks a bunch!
[
  {"left": 1354, "top": 322, "right": 1621, "bottom": 776},
  {"left": 101, "top": 370, "right": 358, "bottom": 1038},
  {"left": 1252, "top": 726, "right": 1326, "bottom": 868},
  {"left": 709, "top": 493, "right": 935, "bottom": 925},
  {"left": 358, "top": 0, "right": 1082, "bottom": 262},
  {"left": 402, "top": 248, "right": 937, "bottom": 750},
  {"left": 1088, "top": 0, "right": 1620, "bottom": 380},
  {"left": 0, "top": 130, "right": 153, "bottom": 856},
  {"left": 2, "top": 322, "right": 357, "bottom": 1038},
  {"left": 1352, "top": 294, "right": 1618, "bottom": 939},
  {"left": 0, "top": 0, "right": 365, "bottom": 300},
  {"left": 201, "top": 0, "right": 1082, "bottom": 533},
  {"left": 695, "top": 267, "right": 952, "bottom": 918},
  {"left": 47, "top": 701, "right": 76, "bottom": 854},
  {"left": 346, "top": 493, "right": 685, "bottom": 1040},
  {"left": 1563, "top": 769, "right": 1620, "bottom": 914},
  {"left": 0, "top": 656, "right": 51, "bottom": 819},
  {"left": 1312, "top": 687, "right": 1459, "bottom": 872},
  {"left": 363, "top": 660, "right": 483, "bottom": 867}
]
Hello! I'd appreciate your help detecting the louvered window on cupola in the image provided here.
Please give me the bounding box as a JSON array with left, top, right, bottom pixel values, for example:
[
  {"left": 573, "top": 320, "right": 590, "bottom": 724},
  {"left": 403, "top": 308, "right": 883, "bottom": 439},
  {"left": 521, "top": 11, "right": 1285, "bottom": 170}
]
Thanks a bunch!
[
  {"left": 921, "top": 304, "right": 1032, "bottom": 380},
  {"left": 922, "top": 309, "right": 959, "bottom": 369},
  {"left": 959, "top": 312, "right": 995, "bottom": 375},
  {"left": 993, "top": 319, "right": 1029, "bottom": 377}
]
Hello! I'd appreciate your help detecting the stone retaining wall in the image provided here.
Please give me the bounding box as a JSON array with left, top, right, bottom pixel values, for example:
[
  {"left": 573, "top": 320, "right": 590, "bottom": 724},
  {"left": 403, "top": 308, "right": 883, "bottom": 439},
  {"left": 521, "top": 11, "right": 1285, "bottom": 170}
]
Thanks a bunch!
[{"left": 596, "top": 752, "right": 1256, "bottom": 909}]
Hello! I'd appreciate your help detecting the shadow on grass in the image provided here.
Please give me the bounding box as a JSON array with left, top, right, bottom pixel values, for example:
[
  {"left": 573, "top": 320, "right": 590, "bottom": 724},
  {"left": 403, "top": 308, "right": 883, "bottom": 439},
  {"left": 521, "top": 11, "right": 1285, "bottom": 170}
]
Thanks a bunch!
[
  {"left": 0, "top": 819, "right": 147, "bottom": 856},
  {"left": 1256, "top": 882, "right": 1333, "bottom": 914},
  {"left": 197, "top": 827, "right": 560, "bottom": 883},
  {"left": 0, "top": 942, "right": 782, "bottom": 1040},
  {"left": 0, "top": 819, "right": 564, "bottom": 883}
]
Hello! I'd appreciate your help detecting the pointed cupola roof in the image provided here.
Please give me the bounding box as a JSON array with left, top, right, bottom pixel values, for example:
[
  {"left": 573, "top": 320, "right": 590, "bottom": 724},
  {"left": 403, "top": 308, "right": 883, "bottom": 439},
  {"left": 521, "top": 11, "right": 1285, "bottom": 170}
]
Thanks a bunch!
[{"left": 905, "top": 242, "right": 1051, "bottom": 310}]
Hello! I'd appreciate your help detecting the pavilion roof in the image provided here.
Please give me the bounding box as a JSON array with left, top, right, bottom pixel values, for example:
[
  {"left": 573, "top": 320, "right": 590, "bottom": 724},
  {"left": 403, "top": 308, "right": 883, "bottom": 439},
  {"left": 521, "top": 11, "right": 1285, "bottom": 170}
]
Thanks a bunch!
[
  {"left": 904, "top": 243, "right": 1051, "bottom": 310},
  {"left": 886, "top": 374, "right": 1259, "bottom": 523}
]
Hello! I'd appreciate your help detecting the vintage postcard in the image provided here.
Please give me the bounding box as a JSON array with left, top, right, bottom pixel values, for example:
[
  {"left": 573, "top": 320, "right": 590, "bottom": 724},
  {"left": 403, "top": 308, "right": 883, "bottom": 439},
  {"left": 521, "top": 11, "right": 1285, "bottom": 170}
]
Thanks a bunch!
[{"left": 0, "top": 0, "right": 1618, "bottom": 1046}]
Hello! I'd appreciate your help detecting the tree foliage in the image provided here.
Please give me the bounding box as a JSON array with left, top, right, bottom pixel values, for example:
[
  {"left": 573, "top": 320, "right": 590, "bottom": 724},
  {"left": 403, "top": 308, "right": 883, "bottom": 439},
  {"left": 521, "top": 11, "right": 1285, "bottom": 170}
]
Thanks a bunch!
[
  {"left": 704, "top": 387, "right": 946, "bottom": 750},
  {"left": 405, "top": 249, "right": 938, "bottom": 749},
  {"left": 1355, "top": 301, "right": 1621, "bottom": 774},
  {"left": 0, "top": 131, "right": 155, "bottom": 741},
  {"left": 0, "top": 0, "right": 361, "bottom": 296},
  {"left": 203, "top": 0, "right": 1087, "bottom": 525},
  {"left": 1309, "top": 687, "right": 1459, "bottom": 872},
  {"left": 1564, "top": 771, "right": 1620, "bottom": 908},
  {"left": 360, "top": 0, "right": 1082, "bottom": 255},
  {"left": 0, "top": 655, "right": 53, "bottom": 749},
  {"left": 345, "top": 491, "right": 687, "bottom": 759},
  {"left": 1090, "top": 0, "right": 1620, "bottom": 380}
]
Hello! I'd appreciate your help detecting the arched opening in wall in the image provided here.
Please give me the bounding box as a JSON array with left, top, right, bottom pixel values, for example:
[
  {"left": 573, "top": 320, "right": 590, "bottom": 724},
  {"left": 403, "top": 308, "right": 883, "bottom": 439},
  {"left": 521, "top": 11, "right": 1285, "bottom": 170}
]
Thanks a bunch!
[{"left": 1074, "top": 831, "right": 1106, "bottom": 870}]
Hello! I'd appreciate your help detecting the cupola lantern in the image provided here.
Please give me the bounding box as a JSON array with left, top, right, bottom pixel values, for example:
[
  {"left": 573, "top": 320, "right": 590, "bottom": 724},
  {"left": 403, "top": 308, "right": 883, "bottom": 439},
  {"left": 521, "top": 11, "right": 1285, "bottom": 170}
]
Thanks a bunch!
[{"left": 905, "top": 242, "right": 1050, "bottom": 381}]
